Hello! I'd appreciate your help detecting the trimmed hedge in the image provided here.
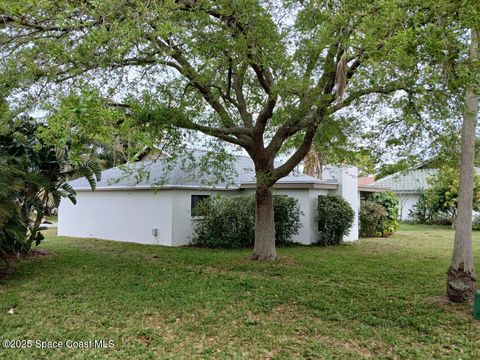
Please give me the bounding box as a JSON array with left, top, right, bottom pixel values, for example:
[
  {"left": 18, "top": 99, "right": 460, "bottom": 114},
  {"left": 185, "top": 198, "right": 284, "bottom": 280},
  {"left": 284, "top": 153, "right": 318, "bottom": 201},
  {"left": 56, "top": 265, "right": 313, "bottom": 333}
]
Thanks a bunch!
[
  {"left": 192, "top": 195, "right": 302, "bottom": 248},
  {"left": 316, "top": 194, "right": 354, "bottom": 246}
]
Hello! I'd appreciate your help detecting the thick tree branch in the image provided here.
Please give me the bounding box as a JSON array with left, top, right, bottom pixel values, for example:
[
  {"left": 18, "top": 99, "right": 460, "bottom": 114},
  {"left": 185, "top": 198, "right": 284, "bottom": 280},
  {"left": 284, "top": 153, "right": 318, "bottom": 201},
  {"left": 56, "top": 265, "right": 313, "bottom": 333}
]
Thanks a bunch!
[
  {"left": 181, "top": 122, "right": 253, "bottom": 147},
  {"left": 265, "top": 41, "right": 339, "bottom": 158},
  {"left": 271, "top": 124, "right": 318, "bottom": 182},
  {"left": 232, "top": 64, "right": 253, "bottom": 127},
  {"left": 145, "top": 25, "right": 244, "bottom": 136},
  {"left": 0, "top": 14, "right": 101, "bottom": 32},
  {"left": 327, "top": 82, "right": 407, "bottom": 114}
]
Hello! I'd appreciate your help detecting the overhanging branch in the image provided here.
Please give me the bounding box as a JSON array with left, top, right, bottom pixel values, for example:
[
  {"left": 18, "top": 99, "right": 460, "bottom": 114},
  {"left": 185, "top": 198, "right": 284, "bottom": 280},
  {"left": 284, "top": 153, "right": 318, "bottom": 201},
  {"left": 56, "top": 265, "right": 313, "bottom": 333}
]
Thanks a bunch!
[{"left": 327, "top": 82, "right": 407, "bottom": 114}]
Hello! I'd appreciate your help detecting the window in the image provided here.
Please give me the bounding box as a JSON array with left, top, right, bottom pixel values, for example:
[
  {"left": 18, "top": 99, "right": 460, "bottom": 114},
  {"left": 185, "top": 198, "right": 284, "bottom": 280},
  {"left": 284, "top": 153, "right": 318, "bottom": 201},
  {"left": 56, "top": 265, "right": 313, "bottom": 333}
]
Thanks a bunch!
[{"left": 191, "top": 195, "right": 210, "bottom": 217}]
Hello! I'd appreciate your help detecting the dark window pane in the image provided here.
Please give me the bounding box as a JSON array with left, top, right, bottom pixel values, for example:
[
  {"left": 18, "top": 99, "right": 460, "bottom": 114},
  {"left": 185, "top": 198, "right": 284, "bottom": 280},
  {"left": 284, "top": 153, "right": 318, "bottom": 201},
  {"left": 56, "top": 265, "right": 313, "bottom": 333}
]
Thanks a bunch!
[{"left": 191, "top": 195, "right": 210, "bottom": 217}]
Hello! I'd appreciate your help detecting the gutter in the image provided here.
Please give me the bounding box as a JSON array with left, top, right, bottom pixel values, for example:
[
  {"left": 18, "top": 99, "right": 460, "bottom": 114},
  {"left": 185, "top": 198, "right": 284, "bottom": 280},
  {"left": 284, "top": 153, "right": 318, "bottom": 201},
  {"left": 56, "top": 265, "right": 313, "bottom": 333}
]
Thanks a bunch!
[
  {"left": 73, "top": 184, "right": 241, "bottom": 192},
  {"left": 240, "top": 182, "right": 339, "bottom": 190},
  {"left": 358, "top": 186, "right": 389, "bottom": 193},
  {"left": 74, "top": 181, "right": 340, "bottom": 192}
]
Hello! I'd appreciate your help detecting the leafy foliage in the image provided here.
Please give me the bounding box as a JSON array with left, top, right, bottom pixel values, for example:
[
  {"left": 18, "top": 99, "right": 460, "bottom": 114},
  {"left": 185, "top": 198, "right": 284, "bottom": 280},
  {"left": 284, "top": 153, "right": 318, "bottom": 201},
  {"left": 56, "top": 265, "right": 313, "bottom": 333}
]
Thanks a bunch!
[
  {"left": 412, "top": 168, "right": 480, "bottom": 226},
  {"left": 432, "top": 167, "right": 480, "bottom": 221},
  {"left": 375, "top": 160, "right": 410, "bottom": 181},
  {"left": 370, "top": 192, "right": 400, "bottom": 235},
  {"left": 316, "top": 194, "right": 354, "bottom": 246},
  {"left": 0, "top": 115, "right": 101, "bottom": 256},
  {"left": 193, "top": 195, "right": 301, "bottom": 249},
  {"left": 38, "top": 89, "right": 153, "bottom": 168},
  {"left": 360, "top": 191, "right": 399, "bottom": 238},
  {"left": 0, "top": 159, "right": 28, "bottom": 263},
  {"left": 360, "top": 202, "right": 388, "bottom": 238},
  {"left": 409, "top": 191, "right": 435, "bottom": 225},
  {"left": 273, "top": 196, "right": 303, "bottom": 245},
  {"left": 472, "top": 215, "right": 480, "bottom": 231},
  {"left": 0, "top": 0, "right": 475, "bottom": 258}
]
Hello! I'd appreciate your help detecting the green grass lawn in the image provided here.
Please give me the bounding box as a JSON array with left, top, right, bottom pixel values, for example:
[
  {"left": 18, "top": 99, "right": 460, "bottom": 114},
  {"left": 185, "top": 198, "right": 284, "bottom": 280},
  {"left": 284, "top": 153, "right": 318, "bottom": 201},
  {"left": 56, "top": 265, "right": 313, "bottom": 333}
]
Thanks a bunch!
[{"left": 1, "top": 225, "right": 479, "bottom": 359}]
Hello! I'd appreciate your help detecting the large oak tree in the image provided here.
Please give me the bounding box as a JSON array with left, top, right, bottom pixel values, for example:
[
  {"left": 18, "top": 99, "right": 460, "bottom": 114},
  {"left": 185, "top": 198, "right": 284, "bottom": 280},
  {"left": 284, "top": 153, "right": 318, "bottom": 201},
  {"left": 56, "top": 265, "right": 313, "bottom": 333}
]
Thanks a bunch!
[{"left": 0, "top": 0, "right": 460, "bottom": 260}]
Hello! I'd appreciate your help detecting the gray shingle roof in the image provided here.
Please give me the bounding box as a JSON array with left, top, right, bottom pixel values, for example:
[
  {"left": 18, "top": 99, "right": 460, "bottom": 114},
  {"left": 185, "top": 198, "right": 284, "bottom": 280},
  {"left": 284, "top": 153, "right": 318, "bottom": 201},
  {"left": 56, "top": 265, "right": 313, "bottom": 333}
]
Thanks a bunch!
[
  {"left": 373, "top": 169, "right": 438, "bottom": 193},
  {"left": 69, "top": 151, "right": 337, "bottom": 190}
]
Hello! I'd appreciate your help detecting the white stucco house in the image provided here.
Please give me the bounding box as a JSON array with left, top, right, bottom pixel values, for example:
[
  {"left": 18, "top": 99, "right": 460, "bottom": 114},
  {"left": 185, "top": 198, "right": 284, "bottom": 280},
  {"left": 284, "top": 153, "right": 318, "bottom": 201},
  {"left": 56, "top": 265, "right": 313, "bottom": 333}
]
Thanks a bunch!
[
  {"left": 374, "top": 167, "right": 480, "bottom": 221},
  {"left": 59, "top": 152, "right": 381, "bottom": 246},
  {"left": 373, "top": 168, "right": 437, "bottom": 220}
]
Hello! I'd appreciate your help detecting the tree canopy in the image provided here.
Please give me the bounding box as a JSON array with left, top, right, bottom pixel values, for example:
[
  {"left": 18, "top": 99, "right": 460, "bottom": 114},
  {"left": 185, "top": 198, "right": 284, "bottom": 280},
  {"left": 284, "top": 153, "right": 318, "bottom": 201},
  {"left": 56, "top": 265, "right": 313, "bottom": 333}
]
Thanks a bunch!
[{"left": 0, "top": 0, "right": 472, "bottom": 259}]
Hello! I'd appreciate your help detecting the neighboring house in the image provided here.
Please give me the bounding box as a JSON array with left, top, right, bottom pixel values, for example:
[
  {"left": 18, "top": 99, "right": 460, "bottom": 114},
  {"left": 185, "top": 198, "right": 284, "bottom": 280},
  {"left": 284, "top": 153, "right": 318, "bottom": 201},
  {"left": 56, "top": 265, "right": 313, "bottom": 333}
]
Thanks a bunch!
[
  {"left": 358, "top": 176, "right": 375, "bottom": 187},
  {"left": 373, "top": 169, "right": 438, "bottom": 220},
  {"left": 59, "top": 152, "right": 382, "bottom": 246}
]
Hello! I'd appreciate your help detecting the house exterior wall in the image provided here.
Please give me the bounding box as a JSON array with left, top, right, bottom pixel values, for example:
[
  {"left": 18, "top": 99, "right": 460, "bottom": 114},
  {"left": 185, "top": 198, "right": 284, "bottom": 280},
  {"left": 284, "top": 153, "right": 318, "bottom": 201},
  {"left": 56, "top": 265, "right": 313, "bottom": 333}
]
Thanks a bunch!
[
  {"left": 338, "top": 167, "right": 360, "bottom": 241},
  {"left": 272, "top": 188, "right": 329, "bottom": 245},
  {"left": 58, "top": 190, "right": 174, "bottom": 245},
  {"left": 398, "top": 193, "right": 420, "bottom": 220},
  {"left": 59, "top": 168, "right": 360, "bottom": 246},
  {"left": 324, "top": 166, "right": 360, "bottom": 241},
  {"left": 169, "top": 188, "right": 330, "bottom": 246},
  {"left": 171, "top": 189, "right": 241, "bottom": 246}
]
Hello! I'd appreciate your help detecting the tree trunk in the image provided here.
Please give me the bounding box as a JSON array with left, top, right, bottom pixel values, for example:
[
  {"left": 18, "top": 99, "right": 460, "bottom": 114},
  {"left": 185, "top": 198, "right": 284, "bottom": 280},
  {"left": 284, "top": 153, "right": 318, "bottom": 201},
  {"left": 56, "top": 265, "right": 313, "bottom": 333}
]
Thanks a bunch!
[
  {"left": 25, "top": 191, "right": 49, "bottom": 251},
  {"left": 446, "top": 28, "right": 479, "bottom": 303},
  {"left": 251, "top": 187, "right": 277, "bottom": 261}
]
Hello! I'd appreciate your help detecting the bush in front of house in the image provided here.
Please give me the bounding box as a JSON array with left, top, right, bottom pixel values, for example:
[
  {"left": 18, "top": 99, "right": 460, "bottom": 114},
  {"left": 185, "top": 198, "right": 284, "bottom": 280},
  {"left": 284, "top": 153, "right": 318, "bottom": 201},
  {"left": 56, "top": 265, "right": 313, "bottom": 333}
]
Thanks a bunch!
[
  {"left": 360, "top": 191, "right": 400, "bottom": 237},
  {"left": 409, "top": 191, "right": 433, "bottom": 224},
  {"left": 273, "top": 195, "right": 302, "bottom": 245},
  {"left": 409, "top": 192, "right": 454, "bottom": 227},
  {"left": 472, "top": 215, "right": 480, "bottom": 231},
  {"left": 370, "top": 191, "right": 400, "bottom": 235},
  {"left": 360, "top": 201, "right": 388, "bottom": 237},
  {"left": 316, "top": 194, "right": 354, "bottom": 246},
  {"left": 193, "top": 195, "right": 254, "bottom": 248},
  {"left": 192, "top": 195, "right": 302, "bottom": 249}
]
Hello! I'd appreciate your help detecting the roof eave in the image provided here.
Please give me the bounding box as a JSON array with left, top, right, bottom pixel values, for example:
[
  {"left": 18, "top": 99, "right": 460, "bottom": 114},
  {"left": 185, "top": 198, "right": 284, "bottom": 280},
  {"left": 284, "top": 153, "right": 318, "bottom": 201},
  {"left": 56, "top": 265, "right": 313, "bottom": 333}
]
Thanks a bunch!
[
  {"left": 358, "top": 186, "right": 388, "bottom": 193},
  {"left": 240, "top": 182, "right": 339, "bottom": 190},
  {"left": 73, "top": 184, "right": 241, "bottom": 192}
]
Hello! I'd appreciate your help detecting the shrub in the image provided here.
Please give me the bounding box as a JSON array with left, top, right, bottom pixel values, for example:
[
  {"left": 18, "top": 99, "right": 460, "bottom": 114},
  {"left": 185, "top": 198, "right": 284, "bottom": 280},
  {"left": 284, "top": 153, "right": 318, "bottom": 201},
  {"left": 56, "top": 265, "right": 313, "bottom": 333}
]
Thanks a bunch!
[
  {"left": 409, "top": 191, "right": 433, "bottom": 224},
  {"left": 360, "top": 202, "right": 388, "bottom": 237},
  {"left": 424, "top": 167, "right": 480, "bottom": 225},
  {"left": 431, "top": 215, "right": 454, "bottom": 227},
  {"left": 0, "top": 159, "right": 30, "bottom": 264},
  {"left": 409, "top": 191, "right": 455, "bottom": 227},
  {"left": 473, "top": 215, "right": 480, "bottom": 231},
  {"left": 316, "top": 194, "right": 354, "bottom": 246},
  {"left": 273, "top": 195, "right": 302, "bottom": 245},
  {"left": 369, "top": 191, "right": 400, "bottom": 235},
  {"left": 193, "top": 195, "right": 254, "bottom": 249},
  {"left": 192, "top": 194, "right": 302, "bottom": 249}
]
